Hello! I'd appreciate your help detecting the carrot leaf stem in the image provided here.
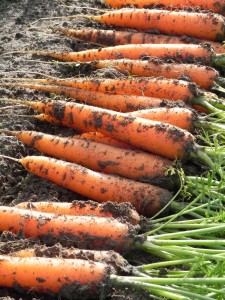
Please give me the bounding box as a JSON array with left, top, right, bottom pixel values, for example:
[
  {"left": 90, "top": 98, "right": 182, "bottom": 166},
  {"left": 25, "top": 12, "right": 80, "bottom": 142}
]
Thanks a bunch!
[
  {"left": 213, "top": 54, "right": 225, "bottom": 69},
  {"left": 216, "top": 77, "right": 225, "bottom": 88}
]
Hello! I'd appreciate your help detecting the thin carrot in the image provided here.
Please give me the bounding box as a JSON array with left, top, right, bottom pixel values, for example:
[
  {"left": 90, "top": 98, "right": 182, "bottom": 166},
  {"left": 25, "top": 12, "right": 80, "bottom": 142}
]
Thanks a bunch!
[
  {"left": 1, "top": 98, "right": 217, "bottom": 169},
  {"left": 101, "top": 0, "right": 225, "bottom": 15},
  {"left": 0, "top": 82, "right": 172, "bottom": 112},
  {"left": 0, "top": 204, "right": 136, "bottom": 251},
  {"left": 73, "top": 132, "right": 137, "bottom": 149},
  {"left": 79, "top": 9, "right": 225, "bottom": 42},
  {"left": 1, "top": 129, "right": 172, "bottom": 186},
  {"left": 16, "top": 200, "right": 140, "bottom": 225},
  {"left": 4, "top": 44, "right": 224, "bottom": 66},
  {"left": 10, "top": 245, "right": 133, "bottom": 274},
  {"left": 2, "top": 156, "right": 172, "bottom": 217},
  {"left": 52, "top": 27, "right": 225, "bottom": 54},
  {"left": 88, "top": 59, "right": 225, "bottom": 90},
  {"left": 0, "top": 77, "right": 207, "bottom": 103},
  {"left": 0, "top": 255, "right": 112, "bottom": 297}
]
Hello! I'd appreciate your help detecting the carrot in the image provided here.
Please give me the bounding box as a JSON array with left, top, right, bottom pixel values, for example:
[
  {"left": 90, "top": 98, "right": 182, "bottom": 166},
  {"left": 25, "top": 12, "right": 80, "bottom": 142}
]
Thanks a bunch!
[
  {"left": 0, "top": 204, "right": 137, "bottom": 251},
  {"left": 73, "top": 132, "right": 137, "bottom": 149},
  {"left": 130, "top": 107, "right": 195, "bottom": 132},
  {"left": 53, "top": 27, "right": 225, "bottom": 54},
  {"left": 0, "top": 77, "right": 209, "bottom": 103},
  {"left": 10, "top": 245, "right": 133, "bottom": 274},
  {"left": 16, "top": 200, "right": 140, "bottom": 225},
  {"left": 1, "top": 98, "right": 218, "bottom": 169},
  {"left": 0, "top": 255, "right": 112, "bottom": 297},
  {"left": 79, "top": 9, "right": 225, "bottom": 42},
  {"left": 2, "top": 129, "right": 172, "bottom": 186},
  {"left": 101, "top": 0, "right": 225, "bottom": 15},
  {"left": 2, "top": 156, "right": 172, "bottom": 217},
  {"left": 88, "top": 59, "right": 225, "bottom": 90},
  {"left": 5, "top": 43, "right": 225, "bottom": 66},
  {"left": 0, "top": 82, "right": 172, "bottom": 112}
]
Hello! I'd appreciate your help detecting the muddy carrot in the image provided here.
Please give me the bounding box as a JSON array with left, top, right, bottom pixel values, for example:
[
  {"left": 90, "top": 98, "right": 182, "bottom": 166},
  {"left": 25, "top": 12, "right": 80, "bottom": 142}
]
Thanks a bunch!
[
  {"left": 52, "top": 27, "right": 225, "bottom": 54},
  {"left": 1, "top": 98, "right": 218, "bottom": 169},
  {"left": 4, "top": 44, "right": 225, "bottom": 66},
  {"left": 16, "top": 200, "right": 140, "bottom": 225},
  {"left": 88, "top": 59, "right": 225, "bottom": 90},
  {"left": 0, "top": 255, "right": 114, "bottom": 297},
  {"left": 0, "top": 204, "right": 137, "bottom": 251},
  {"left": 0, "top": 82, "right": 171, "bottom": 112},
  {"left": 101, "top": 0, "right": 225, "bottom": 15},
  {"left": 2, "top": 156, "right": 172, "bottom": 216},
  {"left": 10, "top": 245, "right": 133, "bottom": 275},
  {"left": 78, "top": 9, "right": 225, "bottom": 42},
  {"left": 2, "top": 129, "right": 172, "bottom": 186},
  {"left": 0, "top": 77, "right": 208, "bottom": 103}
]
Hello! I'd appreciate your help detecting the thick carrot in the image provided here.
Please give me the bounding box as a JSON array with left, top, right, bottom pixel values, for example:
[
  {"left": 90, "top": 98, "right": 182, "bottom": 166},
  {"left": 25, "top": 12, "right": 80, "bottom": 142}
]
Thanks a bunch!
[
  {"left": 2, "top": 98, "right": 217, "bottom": 169},
  {"left": 16, "top": 200, "right": 140, "bottom": 225},
  {"left": 10, "top": 245, "right": 132, "bottom": 274},
  {"left": 0, "top": 77, "right": 202, "bottom": 103},
  {"left": 0, "top": 204, "right": 136, "bottom": 251},
  {"left": 102, "top": 0, "right": 225, "bottom": 15},
  {"left": 53, "top": 27, "right": 225, "bottom": 54},
  {"left": 0, "top": 82, "right": 171, "bottom": 112},
  {"left": 3, "top": 156, "right": 172, "bottom": 217},
  {"left": 89, "top": 59, "right": 224, "bottom": 90},
  {"left": 0, "top": 255, "right": 112, "bottom": 297},
  {"left": 7, "top": 43, "right": 224, "bottom": 66},
  {"left": 81, "top": 9, "right": 225, "bottom": 42},
  {"left": 2, "top": 129, "right": 172, "bottom": 186}
]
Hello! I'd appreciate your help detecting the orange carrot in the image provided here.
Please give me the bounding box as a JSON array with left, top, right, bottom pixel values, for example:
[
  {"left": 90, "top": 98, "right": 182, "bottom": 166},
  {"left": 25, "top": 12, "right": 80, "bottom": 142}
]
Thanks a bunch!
[
  {"left": 10, "top": 245, "right": 132, "bottom": 274},
  {"left": 0, "top": 82, "right": 171, "bottom": 112},
  {"left": 16, "top": 200, "right": 140, "bottom": 225},
  {"left": 130, "top": 107, "right": 195, "bottom": 132},
  {"left": 2, "top": 98, "right": 197, "bottom": 160},
  {"left": 89, "top": 59, "right": 223, "bottom": 90},
  {"left": 7, "top": 43, "right": 224, "bottom": 66},
  {"left": 0, "top": 204, "right": 136, "bottom": 251},
  {"left": 3, "top": 156, "right": 172, "bottom": 216},
  {"left": 0, "top": 255, "right": 112, "bottom": 297},
  {"left": 102, "top": 0, "right": 225, "bottom": 15},
  {"left": 0, "top": 77, "right": 201, "bottom": 103},
  {"left": 2, "top": 129, "right": 172, "bottom": 186},
  {"left": 2, "top": 98, "right": 217, "bottom": 170},
  {"left": 53, "top": 27, "right": 225, "bottom": 54},
  {"left": 81, "top": 9, "right": 225, "bottom": 42},
  {"left": 73, "top": 132, "right": 137, "bottom": 149}
]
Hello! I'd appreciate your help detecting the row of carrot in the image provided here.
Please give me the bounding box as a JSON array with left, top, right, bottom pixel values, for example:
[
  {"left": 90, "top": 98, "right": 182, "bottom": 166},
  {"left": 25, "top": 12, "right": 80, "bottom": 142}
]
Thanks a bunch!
[{"left": 1, "top": 1, "right": 225, "bottom": 299}]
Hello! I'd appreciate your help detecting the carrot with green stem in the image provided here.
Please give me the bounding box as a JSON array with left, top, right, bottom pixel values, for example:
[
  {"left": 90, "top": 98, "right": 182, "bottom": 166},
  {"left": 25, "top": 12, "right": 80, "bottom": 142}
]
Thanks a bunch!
[
  {"left": 0, "top": 155, "right": 172, "bottom": 217},
  {"left": 100, "top": 0, "right": 225, "bottom": 15},
  {"left": 1, "top": 254, "right": 223, "bottom": 300},
  {"left": 0, "top": 129, "right": 173, "bottom": 187},
  {"left": 0, "top": 82, "right": 172, "bottom": 112},
  {"left": 2, "top": 97, "right": 225, "bottom": 175},
  {"left": 85, "top": 58, "right": 225, "bottom": 90},
  {"left": 74, "top": 9, "right": 225, "bottom": 42},
  {"left": 0, "top": 76, "right": 219, "bottom": 105},
  {"left": 52, "top": 27, "right": 225, "bottom": 54},
  {"left": 15, "top": 200, "right": 140, "bottom": 225},
  {"left": 3, "top": 43, "right": 225, "bottom": 67}
]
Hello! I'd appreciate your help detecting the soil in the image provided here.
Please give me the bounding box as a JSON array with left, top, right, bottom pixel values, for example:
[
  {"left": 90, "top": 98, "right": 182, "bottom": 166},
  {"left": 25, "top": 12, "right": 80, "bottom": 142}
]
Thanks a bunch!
[{"left": 0, "top": 1, "right": 156, "bottom": 299}]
